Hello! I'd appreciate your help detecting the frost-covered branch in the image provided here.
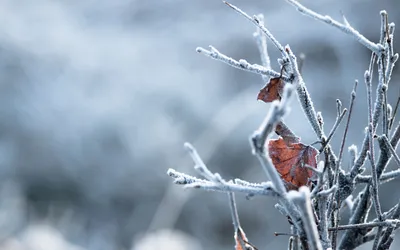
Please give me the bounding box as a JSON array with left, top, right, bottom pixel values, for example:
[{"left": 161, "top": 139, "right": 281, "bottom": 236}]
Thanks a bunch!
[
  {"left": 253, "top": 14, "right": 271, "bottom": 82},
  {"left": 380, "top": 135, "right": 400, "bottom": 166},
  {"left": 167, "top": 166, "right": 278, "bottom": 197},
  {"left": 196, "top": 46, "right": 287, "bottom": 80},
  {"left": 284, "top": 0, "right": 384, "bottom": 55},
  {"left": 329, "top": 220, "right": 400, "bottom": 231},
  {"left": 289, "top": 187, "right": 323, "bottom": 250},
  {"left": 385, "top": 21, "right": 399, "bottom": 85},
  {"left": 322, "top": 107, "right": 347, "bottom": 151},
  {"left": 356, "top": 169, "right": 400, "bottom": 184},
  {"left": 224, "top": 1, "right": 286, "bottom": 56},
  {"left": 329, "top": 80, "right": 357, "bottom": 223},
  {"left": 227, "top": 192, "right": 245, "bottom": 250},
  {"left": 285, "top": 46, "right": 324, "bottom": 140}
]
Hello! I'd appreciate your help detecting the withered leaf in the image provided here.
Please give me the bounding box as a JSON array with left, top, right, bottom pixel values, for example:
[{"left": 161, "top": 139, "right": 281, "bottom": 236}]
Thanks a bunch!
[
  {"left": 257, "top": 77, "right": 285, "bottom": 103},
  {"left": 235, "top": 227, "right": 257, "bottom": 250},
  {"left": 268, "top": 137, "right": 318, "bottom": 190}
]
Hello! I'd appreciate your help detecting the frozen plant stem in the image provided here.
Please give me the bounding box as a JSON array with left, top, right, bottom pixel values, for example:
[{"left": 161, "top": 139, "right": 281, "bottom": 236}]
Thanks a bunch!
[
  {"left": 284, "top": 0, "right": 384, "bottom": 54},
  {"left": 318, "top": 195, "right": 331, "bottom": 249},
  {"left": 224, "top": 1, "right": 286, "bottom": 56},
  {"left": 290, "top": 187, "right": 323, "bottom": 250},
  {"left": 286, "top": 46, "right": 324, "bottom": 139},
  {"left": 356, "top": 169, "right": 400, "bottom": 184},
  {"left": 321, "top": 108, "right": 347, "bottom": 152},
  {"left": 329, "top": 80, "right": 358, "bottom": 248},
  {"left": 328, "top": 220, "right": 400, "bottom": 231},
  {"left": 353, "top": 53, "right": 378, "bottom": 174},
  {"left": 167, "top": 168, "right": 279, "bottom": 197},
  {"left": 389, "top": 95, "right": 400, "bottom": 130},
  {"left": 366, "top": 59, "right": 384, "bottom": 250},
  {"left": 380, "top": 135, "right": 400, "bottom": 166},
  {"left": 384, "top": 21, "right": 399, "bottom": 86},
  {"left": 196, "top": 46, "right": 286, "bottom": 80},
  {"left": 253, "top": 14, "right": 271, "bottom": 80},
  {"left": 228, "top": 193, "right": 240, "bottom": 231},
  {"left": 228, "top": 192, "right": 246, "bottom": 250}
]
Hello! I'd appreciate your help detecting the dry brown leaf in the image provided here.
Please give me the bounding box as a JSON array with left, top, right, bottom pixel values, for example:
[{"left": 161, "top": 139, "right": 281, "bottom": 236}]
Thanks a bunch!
[
  {"left": 257, "top": 77, "right": 285, "bottom": 103},
  {"left": 268, "top": 137, "right": 318, "bottom": 190},
  {"left": 234, "top": 227, "right": 257, "bottom": 250}
]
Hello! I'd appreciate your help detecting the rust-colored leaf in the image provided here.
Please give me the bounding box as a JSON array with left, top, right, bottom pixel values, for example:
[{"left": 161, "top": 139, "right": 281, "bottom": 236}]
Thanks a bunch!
[
  {"left": 234, "top": 227, "right": 257, "bottom": 250},
  {"left": 257, "top": 77, "right": 285, "bottom": 103},
  {"left": 268, "top": 137, "right": 318, "bottom": 190}
]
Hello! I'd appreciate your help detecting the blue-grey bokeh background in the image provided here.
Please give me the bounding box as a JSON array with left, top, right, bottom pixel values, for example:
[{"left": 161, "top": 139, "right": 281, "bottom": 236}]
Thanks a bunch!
[{"left": 0, "top": 0, "right": 399, "bottom": 249}]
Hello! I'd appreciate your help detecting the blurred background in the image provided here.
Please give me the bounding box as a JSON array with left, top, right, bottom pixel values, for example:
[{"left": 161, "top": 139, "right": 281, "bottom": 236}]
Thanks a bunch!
[{"left": 0, "top": 0, "right": 399, "bottom": 249}]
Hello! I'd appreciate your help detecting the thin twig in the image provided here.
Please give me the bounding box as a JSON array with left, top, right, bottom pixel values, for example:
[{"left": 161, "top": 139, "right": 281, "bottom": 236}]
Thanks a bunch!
[
  {"left": 328, "top": 220, "right": 400, "bottom": 231},
  {"left": 228, "top": 192, "right": 246, "bottom": 250},
  {"left": 229, "top": 193, "right": 241, "bottom": 230},
  {"left": 356, "top": 169, "right": 400, "bottom": 184},
  {"left": 380, "top": 135, "right": 400, "bottom": 166},
  {"left": 385, "top": 20, "right": 399, "bottom": 85},
  {"left": 274, "top": 232, "right": 299, "bottom": 237},
  {"left": 317, "top": 186, "right": 337, "bottom": 197},
  {"left": 338, "top": 80, "right": 357, "bottom": 166},
  {"left": 369, "top": 147, "right": 384, "bottom": 250},
  {"left": 368, "top": 116, "right": 382, "bottom": 218},
  {"left": 184, "top": 142, "right": 221, "bottom": 182},
  {"left": 320, "top": 108, "right": 347, "bottom": 153},
  {"left": 286, "top": 46, "right": 324, "bottom": 139},
  {"left": 365, "top": 68, "right": 383, "bottom": 221},
  {"left": 224, "top": 1, "right": 287, "bottom": 57},
  {"left": 336, "top": 99, "right": 342, "bottom": 118},
  {"left": 284, "top": 0, "right": 384, "bottom": 54},
  {"left": 352, "top": 53, "right": 379, "bottom": 175},
  {"left": 318, "top": 194, "right": 332, "bottom": 249},
  {"left": 329, "top": 80, "right": 358, "bottom": 247},
  {"left": 167, "top": 169, "right": 279, "bottom": 197},
  {"left": 196, "top": 46, "right": 287, "bottom": 80},
  {"left": 382, "top": 85, "right": 389, "bottom": 136},
  {"left": 289, "top": 187, "right": 323, "bottom": 250},
  {"left": 317, "top": 112, "right": 324, "bottom": 131},
  {"left": 389, "top": 94, "right": 400, "bottom": 130},
  {"left": 379, "top": 11, "right": 388, "bottom": 45},
  {"left": 253, "top": 14, "right": 271, "bottom": 82},
  {"left": 367, "top": 60, "right": 384, "bottom": 250},
  {"left": 356, "top": 124, "right": 400, "bottom": 186}
]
